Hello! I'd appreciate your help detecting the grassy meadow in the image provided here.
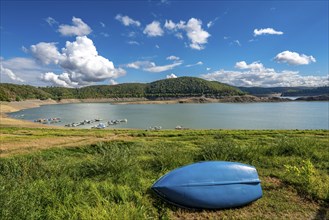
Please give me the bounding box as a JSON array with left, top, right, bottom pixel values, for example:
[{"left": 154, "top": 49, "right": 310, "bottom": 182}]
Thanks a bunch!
[{"left": 0, "top": 128, "right": 328, "bottom": 219}]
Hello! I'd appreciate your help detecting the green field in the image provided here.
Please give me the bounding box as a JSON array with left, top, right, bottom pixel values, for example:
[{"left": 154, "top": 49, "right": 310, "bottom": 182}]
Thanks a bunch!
[{"left": 0, "top": 128, "right": 328, "bottom": 219}]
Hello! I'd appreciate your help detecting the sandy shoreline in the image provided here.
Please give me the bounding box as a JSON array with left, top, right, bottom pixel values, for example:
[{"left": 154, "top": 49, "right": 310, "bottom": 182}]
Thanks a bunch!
[{"left": 0, "top": 99, "right": 61, "bottom": 128}]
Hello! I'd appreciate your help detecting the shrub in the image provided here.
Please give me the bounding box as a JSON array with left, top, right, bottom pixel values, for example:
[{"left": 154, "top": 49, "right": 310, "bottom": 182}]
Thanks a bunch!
[{"left": 284, "top": 159, "right": 329, "bottom": 200}]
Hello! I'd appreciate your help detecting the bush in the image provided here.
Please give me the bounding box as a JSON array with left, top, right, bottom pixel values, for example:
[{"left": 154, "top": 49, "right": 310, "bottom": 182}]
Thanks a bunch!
[{"left": 284, "top": 159, "right": 329, "bottom": 200}]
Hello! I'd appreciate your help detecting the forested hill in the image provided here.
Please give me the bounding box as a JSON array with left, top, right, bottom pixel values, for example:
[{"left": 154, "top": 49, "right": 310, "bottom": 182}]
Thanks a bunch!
[
  {"left": 0, "top": 77, "right": 244, "bottom": 101},
  {"left": 145, "top": 77, "right": 244, "bottom": 98}
]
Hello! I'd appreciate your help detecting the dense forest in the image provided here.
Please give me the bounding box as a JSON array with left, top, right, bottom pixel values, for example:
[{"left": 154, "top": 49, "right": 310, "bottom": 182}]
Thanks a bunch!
[
  {"left": 145, "top": 77, "right": 244, "bottom": 98},
  {"left": 0, "top": 77, "right": 243, "bottom": 101}
]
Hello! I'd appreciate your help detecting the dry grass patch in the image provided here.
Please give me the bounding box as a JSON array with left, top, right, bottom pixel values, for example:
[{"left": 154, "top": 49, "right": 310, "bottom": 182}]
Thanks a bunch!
[{"left": 0, "top": 131, "right": 131, "bottom": 157}]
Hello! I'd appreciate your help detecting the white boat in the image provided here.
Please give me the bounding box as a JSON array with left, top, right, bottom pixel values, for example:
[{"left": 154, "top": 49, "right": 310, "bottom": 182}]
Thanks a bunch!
[{"left": 92, "top": 123, "right": 106, "bottom": 129}]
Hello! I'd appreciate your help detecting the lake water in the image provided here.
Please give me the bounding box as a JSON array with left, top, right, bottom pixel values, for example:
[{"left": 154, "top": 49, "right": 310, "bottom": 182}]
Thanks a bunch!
[{"left": 9, "top": 102, "right": 329, "bottom": 129}]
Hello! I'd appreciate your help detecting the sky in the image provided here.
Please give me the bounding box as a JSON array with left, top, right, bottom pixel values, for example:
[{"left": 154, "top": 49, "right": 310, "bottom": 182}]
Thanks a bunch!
[{"left": 0, "top": 0, "right": 328, "bottom": 88}]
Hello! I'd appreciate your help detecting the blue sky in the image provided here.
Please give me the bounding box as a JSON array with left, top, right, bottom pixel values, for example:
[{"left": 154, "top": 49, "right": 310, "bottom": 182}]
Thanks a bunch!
[{"left": 1, "top": 0, "right": 328, "bottom": 87}]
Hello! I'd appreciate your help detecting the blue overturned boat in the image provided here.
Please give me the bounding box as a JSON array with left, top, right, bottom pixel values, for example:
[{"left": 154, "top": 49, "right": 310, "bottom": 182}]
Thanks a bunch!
[{"left": 151, "top": 161, "right": 262, "bottom": 209}]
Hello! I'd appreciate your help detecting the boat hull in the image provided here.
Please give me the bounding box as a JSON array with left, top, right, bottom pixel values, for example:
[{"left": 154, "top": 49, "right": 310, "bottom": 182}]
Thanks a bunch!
[{"left": 151, "top": 161, "right": 262, "bottom": 209}]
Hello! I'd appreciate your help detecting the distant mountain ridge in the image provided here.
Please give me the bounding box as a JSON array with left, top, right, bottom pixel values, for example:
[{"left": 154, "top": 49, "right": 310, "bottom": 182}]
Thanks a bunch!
[
  {"left": 239, "top": 86, "right": 328, "bottom": 97},
  {"left": 0, "top": 77, "right": 243, "bottom": 101}
]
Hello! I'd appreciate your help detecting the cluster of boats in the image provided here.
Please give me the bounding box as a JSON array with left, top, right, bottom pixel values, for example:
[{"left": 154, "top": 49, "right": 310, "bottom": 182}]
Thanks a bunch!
[
  {"left": 13, "top": 114, "right": 25, "bottom": 119},
  {"left": 34, "top": 117, "right": 61, "bottom": 124},
  {"left": 64, "top": 118, "right": 102, "bottom": 127},
  {"left": 33, "top": 117, "right": 188, "bottom": 130},
  {"left": 108, "top": 118, "right": 128, "bottom": 125},
  {"left": 91, "top": 119, "right": 128, "bottom": 129}
]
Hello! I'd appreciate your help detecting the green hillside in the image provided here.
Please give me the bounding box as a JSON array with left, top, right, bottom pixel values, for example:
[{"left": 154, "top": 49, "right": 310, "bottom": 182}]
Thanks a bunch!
[
  {"left": 0, "top": 77, "right": 243, "bottom": 101},
  {"left": 0, "top": 83, "right": 52, "bottom": 101},
  {"left": 40, "top": 87, "right": 79, "bottom": 100},
  {"left": 79, "top": 83, "right": 147, "bottom": 99},
  {"left": 146, "top": 77, "right": 244, "bottom": 98}
]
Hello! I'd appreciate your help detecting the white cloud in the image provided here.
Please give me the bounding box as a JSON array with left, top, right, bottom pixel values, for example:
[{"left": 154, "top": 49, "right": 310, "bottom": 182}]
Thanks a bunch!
[
  {"left": 166, "top": 55, "right": 180, "bottom": 61},
  {"left": 126, "top": 61, "right": 147, "bottom": 69},
  {"left": 164, "top": 20, "right": 176, "bottom": 30},
  {"left": 254, "top": 28, "right": 283, "bottom": 36},
  {"left": 127, "top": 31, "right": 137, "bottom": 38},
  {"left": 274, "top": 50, "right": 316, "bottom": 65},
  {"left": 126, "top": 60, "right": 182, "bottom": 73},
  {"left": 100, "top": 32, "right": 109, "bottom": 37},
  {"left": 248, "top": 38, "right": 258, "bottom": 42},
  {"left": 207, "top": 21, "right": 213, "bottom": 28},
  {"left": 235, "top": 61, "right": 265, "bottom": 71},
  {"left": 60, "top": 36, "right": 125, "bottom": 83},
  {"left": 234, "top": 40, "right": 241, "bottom": 46},
  {"left": 201, "top": 61, "right": 327, "bottom": 87},
  {"left": 29, "top": 36, "right": 125, "bottom": 87},
  {"left": 163, "top": 20, "right": 184, "bottom": 39},
  {"left": 185, "top": 18, "right": 210, "bottom": 50},
  {"left": 146, "top": 62, "right": 181, "bottom": 73},
  {"left": 115, "top": 14, "right": 141, "bottom": 27},
  {"left": 45, "top": 17, "right": 58, "bottom": 26},
  {"left": 127, "top": 41, "right": 140, "bottom": 45},
  {"left": 41, "top": 72, "right": 78, "bottom": 87},
  {"left": 109, "top": 79, "right": 118, "bottom": 85},
  {"left": 164, "top": 20, "right": 185, "bottom": 31},
  {"left": 1, "top": 57, "right": 42, "bottom": 70},
  {"left": 163, "top": 18, "right": 210, "bottom": 50},
  {"left": 143, "top": 21, "right": 164, "bottom": 37},
  {"left": 166, "top": 73, "right": 177, "bottom": 79},
  {"left": 100, "top": 22, "right": 106, "bottom": 27},
  {"left": 206, "top": 67, "right": 211, "bottom": 71},
  {"left": 186, "top": 61, "right": 203, "bottom": 67},
  {"left": 34, "top": 15, "right": 118, "bottom": 89},
  {"left": 0, "top": 57, "right": 50, "bottom": 86},
  {"left": 30, "top": 42, "right": 61, "bottom": 65},
  {"left": 58, "top": 17, "right": 92, "bottom": 36},
  {"left": 0, "top": 64, "right": 25, "bottom": 82},
  {"left": 207, "top": 17, "right": 218, "bottom": 28},
  {"left": 175, "top": 32, "right": 183, "bottom": 39},
  {"left": 160, "top": 0, "right": 170, "bottom": 5},
  {"left": 21, "top": 46, "right": 28, "bottom": 53}
]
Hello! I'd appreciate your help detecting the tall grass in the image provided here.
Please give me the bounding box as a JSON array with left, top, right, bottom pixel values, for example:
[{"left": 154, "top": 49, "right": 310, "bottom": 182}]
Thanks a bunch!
[
  {"left": 0, "top": 130, "right": 328, "bottom": 219},
  {"left": 197, "top": 135, "right": 329, "bottom": 201}
]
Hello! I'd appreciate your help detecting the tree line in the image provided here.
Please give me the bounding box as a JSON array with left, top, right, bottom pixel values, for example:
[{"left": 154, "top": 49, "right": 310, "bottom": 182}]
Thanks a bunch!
[{"left": 0, "top": 77, "right": 244, "bottom": 101}]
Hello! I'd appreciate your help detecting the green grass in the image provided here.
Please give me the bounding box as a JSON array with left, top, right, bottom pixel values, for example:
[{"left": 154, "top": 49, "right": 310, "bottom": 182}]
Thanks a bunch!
[{"left": 0, "top": 129, "right": 328, "bottom": 219}]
